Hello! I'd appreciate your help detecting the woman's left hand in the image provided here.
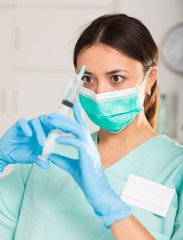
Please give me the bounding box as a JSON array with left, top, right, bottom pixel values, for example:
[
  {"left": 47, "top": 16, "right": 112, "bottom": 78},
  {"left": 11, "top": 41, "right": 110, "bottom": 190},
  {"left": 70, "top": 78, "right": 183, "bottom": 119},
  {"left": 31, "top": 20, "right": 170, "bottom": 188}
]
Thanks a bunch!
[{"left": 41, "top": 100, "right": 131, "bottom": 228}]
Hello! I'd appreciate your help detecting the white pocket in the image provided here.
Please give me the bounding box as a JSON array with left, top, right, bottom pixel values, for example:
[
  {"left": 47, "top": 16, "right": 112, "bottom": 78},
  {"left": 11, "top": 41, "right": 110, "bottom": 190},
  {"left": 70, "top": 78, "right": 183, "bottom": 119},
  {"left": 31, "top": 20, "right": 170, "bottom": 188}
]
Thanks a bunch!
[{"left": 121, "top": 174, "right": 175, "bottom": 217}]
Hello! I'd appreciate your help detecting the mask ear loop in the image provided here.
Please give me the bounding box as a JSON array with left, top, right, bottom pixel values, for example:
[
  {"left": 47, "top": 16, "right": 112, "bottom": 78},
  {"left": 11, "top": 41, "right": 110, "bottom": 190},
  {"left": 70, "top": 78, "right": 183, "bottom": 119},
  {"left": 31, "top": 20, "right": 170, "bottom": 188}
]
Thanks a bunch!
[
  {"left": 138, "top": 67, "right": 152, "bottom": 88},
  {"left": 137, "top": 67, "right": 152, "bottom": 110}
]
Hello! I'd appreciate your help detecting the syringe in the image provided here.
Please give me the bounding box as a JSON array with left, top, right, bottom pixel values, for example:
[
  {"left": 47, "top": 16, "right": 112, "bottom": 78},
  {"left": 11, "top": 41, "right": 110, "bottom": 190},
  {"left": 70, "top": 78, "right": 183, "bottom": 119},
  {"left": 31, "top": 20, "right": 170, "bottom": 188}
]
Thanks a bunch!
[{"left": 39, "top": 65, "right": 85, "bottom": 162}]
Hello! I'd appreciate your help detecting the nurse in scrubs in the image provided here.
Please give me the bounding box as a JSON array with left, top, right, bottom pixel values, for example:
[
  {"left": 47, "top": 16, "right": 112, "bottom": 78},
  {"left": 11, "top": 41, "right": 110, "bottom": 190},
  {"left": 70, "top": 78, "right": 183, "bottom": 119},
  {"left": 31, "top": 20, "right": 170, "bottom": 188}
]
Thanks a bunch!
[{"left": 0, "top": 14, "right": 183, "bottom": 240}]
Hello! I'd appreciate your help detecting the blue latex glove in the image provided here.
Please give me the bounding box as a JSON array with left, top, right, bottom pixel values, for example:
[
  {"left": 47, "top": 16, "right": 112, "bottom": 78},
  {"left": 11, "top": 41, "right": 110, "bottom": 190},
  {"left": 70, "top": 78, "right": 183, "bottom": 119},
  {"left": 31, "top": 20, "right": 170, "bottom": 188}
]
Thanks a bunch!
[
  {"left": 0, "top": 117, "right": 50, "bottom": 174},
  {"left": 41, "top": 100, "right": 131, "bottom": 228}
]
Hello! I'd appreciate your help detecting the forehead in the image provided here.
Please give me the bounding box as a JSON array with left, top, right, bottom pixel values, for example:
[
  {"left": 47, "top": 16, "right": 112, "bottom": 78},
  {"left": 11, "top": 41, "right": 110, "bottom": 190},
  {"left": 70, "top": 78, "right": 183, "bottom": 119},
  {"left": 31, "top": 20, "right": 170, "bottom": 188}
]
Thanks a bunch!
[{"left": 77, "top": 44, "right": 143, "bottom": 72}]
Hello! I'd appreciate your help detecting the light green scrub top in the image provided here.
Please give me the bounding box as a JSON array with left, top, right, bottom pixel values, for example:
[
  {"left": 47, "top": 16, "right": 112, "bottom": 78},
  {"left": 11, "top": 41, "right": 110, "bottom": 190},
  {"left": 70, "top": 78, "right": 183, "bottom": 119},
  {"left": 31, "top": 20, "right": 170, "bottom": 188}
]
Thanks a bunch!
[{"left": 0, "top": 133, "right": 183, "bottom": 240}]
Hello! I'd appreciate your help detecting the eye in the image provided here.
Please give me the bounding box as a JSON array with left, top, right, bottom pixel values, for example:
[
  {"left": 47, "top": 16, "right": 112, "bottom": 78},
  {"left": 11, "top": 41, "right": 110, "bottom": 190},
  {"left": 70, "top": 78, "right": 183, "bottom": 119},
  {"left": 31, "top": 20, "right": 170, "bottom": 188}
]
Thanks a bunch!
[
  {"left": 82, "top": 76, "right": 94, "bottom": 84},
  {"left": 112, "top": 75, "right": 124, "bottom": 83}
]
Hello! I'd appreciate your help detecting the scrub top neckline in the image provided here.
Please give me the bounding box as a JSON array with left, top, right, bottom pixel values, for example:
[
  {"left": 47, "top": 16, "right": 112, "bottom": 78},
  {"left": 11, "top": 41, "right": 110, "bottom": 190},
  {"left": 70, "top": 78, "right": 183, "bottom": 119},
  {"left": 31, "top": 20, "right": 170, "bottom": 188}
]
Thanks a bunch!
[{"left": 92, "top": 131, "right": 167, "bottom": 171}]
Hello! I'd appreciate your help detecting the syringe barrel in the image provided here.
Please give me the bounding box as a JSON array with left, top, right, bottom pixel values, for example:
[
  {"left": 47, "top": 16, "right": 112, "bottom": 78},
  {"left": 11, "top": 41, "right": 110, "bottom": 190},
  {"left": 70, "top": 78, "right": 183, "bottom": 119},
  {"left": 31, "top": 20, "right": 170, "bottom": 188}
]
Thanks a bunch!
[
  {"left": 61, "top": 75, "right": 83, "bottom": 107},
  {"left": 39, "top": 74, "right": 83, "bottom": 162}
]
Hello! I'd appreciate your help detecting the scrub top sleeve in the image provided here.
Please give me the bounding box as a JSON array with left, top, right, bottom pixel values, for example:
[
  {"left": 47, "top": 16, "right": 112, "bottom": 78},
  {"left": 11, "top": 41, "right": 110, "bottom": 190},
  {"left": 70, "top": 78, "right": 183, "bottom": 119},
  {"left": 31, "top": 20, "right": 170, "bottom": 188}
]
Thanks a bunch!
[
  {"left": 171, "top": 165, "right": 183, "bottom": 240},
  {"left": 0, "top": 164, "right": 33, "bottom": 240}
]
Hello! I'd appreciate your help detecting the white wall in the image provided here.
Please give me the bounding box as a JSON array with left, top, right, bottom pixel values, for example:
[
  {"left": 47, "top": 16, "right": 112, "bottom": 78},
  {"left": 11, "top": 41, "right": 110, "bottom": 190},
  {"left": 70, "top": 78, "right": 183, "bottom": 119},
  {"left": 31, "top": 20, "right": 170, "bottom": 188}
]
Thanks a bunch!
[{"left": 118, "top": 0, "right": 183, "bottom": 140}]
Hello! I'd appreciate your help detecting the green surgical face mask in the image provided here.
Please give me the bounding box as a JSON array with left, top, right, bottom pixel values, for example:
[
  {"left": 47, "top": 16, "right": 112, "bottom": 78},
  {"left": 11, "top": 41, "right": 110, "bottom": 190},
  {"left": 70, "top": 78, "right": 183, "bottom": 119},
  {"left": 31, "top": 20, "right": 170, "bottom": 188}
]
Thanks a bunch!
[{"left": 79, "top": 70, "right": 151, "bottom": 133}]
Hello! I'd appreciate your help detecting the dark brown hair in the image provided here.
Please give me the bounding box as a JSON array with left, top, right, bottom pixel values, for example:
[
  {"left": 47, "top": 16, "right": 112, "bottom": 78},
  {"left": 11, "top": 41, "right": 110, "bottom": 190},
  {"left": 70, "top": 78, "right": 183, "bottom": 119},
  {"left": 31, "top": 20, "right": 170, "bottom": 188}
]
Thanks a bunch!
[{"left": 73, "top": 13, "right": 159, "bottom": 128}]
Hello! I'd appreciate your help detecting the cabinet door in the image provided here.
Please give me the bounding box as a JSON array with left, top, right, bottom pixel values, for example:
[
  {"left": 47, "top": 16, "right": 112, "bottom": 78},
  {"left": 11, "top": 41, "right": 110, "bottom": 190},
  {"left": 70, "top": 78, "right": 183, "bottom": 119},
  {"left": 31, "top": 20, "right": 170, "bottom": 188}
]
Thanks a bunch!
[
  {"left": 12, "top": 71, "right": 72, "bottom": 119},
  {"left": 0, "top": 9, "right": 13, "bottom": 72},
  {"left": 13, "top": 7, "right": 111, "bottom": 70},
  {"left": 0, "top": 8, "right": 14, "bottom": 136}
]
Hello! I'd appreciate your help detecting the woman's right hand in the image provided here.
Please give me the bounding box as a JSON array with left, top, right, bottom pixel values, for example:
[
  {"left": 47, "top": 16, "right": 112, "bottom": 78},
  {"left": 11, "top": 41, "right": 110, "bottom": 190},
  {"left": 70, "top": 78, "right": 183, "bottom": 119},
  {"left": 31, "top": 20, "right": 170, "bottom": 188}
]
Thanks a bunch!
[{"left": 0, "top": 117, "right": 50, "bottom": 174}]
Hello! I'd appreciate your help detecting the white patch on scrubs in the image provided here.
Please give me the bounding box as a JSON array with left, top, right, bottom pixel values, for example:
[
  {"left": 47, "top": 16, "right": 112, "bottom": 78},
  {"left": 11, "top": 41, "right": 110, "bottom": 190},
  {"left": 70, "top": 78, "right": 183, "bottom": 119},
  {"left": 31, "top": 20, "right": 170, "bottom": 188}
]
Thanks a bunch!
[{"left": 120, "top": 174, "right": 175, "bottom": 217}]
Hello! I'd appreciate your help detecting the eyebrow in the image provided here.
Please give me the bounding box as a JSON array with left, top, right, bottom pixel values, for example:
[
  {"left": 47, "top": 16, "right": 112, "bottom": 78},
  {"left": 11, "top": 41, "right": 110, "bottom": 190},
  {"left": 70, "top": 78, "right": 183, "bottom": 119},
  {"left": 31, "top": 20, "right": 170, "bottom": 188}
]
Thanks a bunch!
[
  {"left": 84, "top": 69, "right": 129, "bottom": 76},
  {"left": 106, "top": 69, "right": 129, "bottom": 75}
]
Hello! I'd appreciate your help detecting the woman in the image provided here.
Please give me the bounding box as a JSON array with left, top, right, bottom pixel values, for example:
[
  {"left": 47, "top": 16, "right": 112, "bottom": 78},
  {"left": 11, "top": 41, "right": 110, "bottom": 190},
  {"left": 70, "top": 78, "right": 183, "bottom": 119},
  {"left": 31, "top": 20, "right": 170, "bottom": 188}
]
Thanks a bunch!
[{"left": 0, "top": 14, "right": 182, "bottom": 240}]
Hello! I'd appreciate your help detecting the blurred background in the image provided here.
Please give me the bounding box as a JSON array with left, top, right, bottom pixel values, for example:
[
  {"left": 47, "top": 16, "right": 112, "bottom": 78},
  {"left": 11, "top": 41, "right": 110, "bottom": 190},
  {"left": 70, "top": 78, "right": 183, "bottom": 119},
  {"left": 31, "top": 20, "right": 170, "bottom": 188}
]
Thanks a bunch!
[{"left": 0, "top": 0, "right": 183, "bottom": 145}]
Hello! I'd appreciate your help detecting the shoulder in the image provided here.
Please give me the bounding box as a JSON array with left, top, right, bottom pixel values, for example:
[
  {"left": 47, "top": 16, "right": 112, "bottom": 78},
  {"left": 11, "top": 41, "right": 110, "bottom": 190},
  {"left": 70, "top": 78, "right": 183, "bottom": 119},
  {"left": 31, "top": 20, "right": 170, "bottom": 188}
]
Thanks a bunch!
[
  {"left": 160, "top": 134, "right": 183, "bottom": 147},
  {"left": 152, "top": 135, "right": 183, "bottom": 172},
  {"left": 147, "top": 135, "right": 183, "bottom": 161},
  {"left": 159, "top": 135, "right": 183, "bottom": 159}
]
